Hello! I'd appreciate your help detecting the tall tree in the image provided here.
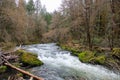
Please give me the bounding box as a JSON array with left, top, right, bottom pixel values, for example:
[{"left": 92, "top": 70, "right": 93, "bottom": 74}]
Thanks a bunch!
[
  {"left": 107, "top": 0, "right": 120, "bottom": 49},
  {"left": 35, "top": 0, "right": 42, "bottom": 17},
  {"left": 26, "top": 0, "right": 35, "bottom": 15},
  {"left": 0, "top": 0, "right": 16, "bottom": 42}
]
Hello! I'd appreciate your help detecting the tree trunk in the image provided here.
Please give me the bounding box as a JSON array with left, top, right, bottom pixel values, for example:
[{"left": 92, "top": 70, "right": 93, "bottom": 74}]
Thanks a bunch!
[{"left": 85, "top": 6, "right": 92, "bottom": 50}]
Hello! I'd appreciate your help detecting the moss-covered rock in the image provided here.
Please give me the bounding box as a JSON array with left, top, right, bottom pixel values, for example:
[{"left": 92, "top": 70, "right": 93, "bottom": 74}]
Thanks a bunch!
[
  {"left": 0, "top": 66, "right": 7, "bottom": 73},
  {"left": 78, "top": 51, "right": 106, "bottom": 65},
  {"left": 59, "top": 43, "right": 120, "bottom": 72},
  {"left": 94, "top": 55, "right": 106, "bottom": 64},
  {"left": 15, "top": 49, "right": 43, "bottom": 67},
  {"left": 15, "top": 49, "right": 26, "bottom": 56},
  {"left": 61, "top": 45, "right": 81, "bottom": 56},
  {"left": 112, "top": 48, "right": 120, "bottom": 59},
  {"left": 78, "top": 51, "right": 95, "bottom": 63}
]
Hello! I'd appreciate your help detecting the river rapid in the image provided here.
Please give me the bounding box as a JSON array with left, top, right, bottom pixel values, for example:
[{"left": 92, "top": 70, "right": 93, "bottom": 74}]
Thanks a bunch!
[{"left": 22, "top": 43, "right": 120, "bottom": 80}]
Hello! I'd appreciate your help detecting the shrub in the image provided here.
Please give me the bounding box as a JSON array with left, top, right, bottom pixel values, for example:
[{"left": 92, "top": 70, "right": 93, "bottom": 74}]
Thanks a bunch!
[{"left": 1, "top": 42, "right": 16, "bottom": 51}]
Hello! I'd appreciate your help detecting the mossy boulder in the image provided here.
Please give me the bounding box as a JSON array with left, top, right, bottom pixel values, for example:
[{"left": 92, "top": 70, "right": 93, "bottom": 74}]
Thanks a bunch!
[
  {"left": 112, "top": 48, "right": 120, "bottom": 59},
  {"left": 78, "top": 51, "right": 95, "bottom": 63},
  {"left": 94, "top": 55, "right": 106, "bottom": 64},
  {"left": 16, "top": 49, "right": 43, "bottom": 67},
  {"left": 61, "top": 45, "right": 80, "bottom": 56},
  {"left": 0, "top": 66, "right": 7, "bottom": 73},
  {"left": 15, "top": 49, "right": 26, "bottom": 56},
  {"left": 78, "top": 51, "right": 106, "bottom": 64}
]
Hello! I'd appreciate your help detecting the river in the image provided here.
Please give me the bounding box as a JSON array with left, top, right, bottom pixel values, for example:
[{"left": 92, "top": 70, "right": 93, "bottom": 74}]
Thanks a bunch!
[{"left": 22, "top": 43, "right": 120, "bottom": 80}]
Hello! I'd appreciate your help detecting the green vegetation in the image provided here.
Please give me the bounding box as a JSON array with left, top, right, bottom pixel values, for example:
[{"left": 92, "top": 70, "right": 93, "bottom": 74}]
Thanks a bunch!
[
  {"left": 60, "top": 45, "right": 81, "bottom": 56},
  {"left": 78, "top": 51, "right": 106, "bottom": 64},
  {"left": 20, "top": 50, "right": 43, "bottom": 67},
  {"left": 94, "top": 55, "right": 106, "bottom": 64},
  {"left": 61, "top": 45, "right": 106, "bottom": 65},
  {"left": 0, "top": 66, "right": 7, "bottom": 73},
  {"left": 78, "top": 51, "right": 95, "bottom": 63},
  {"left": 112, "top": 48, "right": 120, "bottom": 59},
  {"left": 8, "top": 49, "right": 44, "bottom": 67},
  {"left": 15, "top": 49, "right": 43, "bottom": 67},
  {"left": 15, "top": 49, "right": 28, "bottom": 55},
  {"left": 0, "top": 0, "right": 120, "bottom": 74}
]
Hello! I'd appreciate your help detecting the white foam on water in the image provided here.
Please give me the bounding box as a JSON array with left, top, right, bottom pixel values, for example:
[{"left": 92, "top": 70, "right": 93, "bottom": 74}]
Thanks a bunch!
[{"left": 23, "top": 43, "right": 120, "bottom": 80}]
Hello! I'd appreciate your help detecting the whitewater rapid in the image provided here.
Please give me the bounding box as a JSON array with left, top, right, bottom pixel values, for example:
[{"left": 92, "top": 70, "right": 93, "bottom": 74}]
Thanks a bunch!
[{"left": 22, "top": 43, "right": 120, "bottom": 80}]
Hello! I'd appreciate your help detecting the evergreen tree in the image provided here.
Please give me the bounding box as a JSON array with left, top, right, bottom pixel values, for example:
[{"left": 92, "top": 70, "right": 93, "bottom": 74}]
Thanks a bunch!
[{"left": 26, "top": 0, "right": 35, "bottom": 15}]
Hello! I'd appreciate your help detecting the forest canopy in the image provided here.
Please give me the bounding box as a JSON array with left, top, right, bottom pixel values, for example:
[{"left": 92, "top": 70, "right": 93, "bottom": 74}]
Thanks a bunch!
[{"left": 0, "top": 0, "right": 120, "bottom": 50}]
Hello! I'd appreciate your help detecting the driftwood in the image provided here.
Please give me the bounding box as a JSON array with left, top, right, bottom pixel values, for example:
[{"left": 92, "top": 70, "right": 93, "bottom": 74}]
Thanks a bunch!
[
  {"left": 0, "top": 51, "right": 19, "bottom": 66},
  {"left": 0, "top": 51, "right": 44, "bottom": 80},
  {"left": 4, "top": 63, "right": 44, "bottom": 80},
  {"left": 8, "top": 75, "right": 24, "bottom": 80}
]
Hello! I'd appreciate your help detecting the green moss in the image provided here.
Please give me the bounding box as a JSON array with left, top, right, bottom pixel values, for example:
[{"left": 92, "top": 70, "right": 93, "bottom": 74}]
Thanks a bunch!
[
  {"left": 16, "top": 49, "right": 25, "bottom": 53},
  {"left": 112, "top": 48, "right": 120, "bottom": 59},
  {"left": 61, "top": 45, "right": 80, "bottom": 56},
  {"left": 78, "top": 51, "right": 95, "bottom": 63},
  {"left": 78, "top": 51, "right": 106, "bottom": 64},
  {"left": 95, "top": 55, "right": 106, "bottom": 64},
  {"left": 0, "top": 66, "right": 7, "bottom": 73},
  {"left": 16, "top": 49, "right": 37, "bottom": 57},
  {"left": 60, "top": 44, "right": 107, "bottom": 65},
  {"left": 15, "top": 49, "right": 43, "bottom": 67},
  {"left": 20, "top": 51, "right": 43, "bottom": 67},
  {"left": 15, "top": 49, "right": 26, "bottom": 55}
]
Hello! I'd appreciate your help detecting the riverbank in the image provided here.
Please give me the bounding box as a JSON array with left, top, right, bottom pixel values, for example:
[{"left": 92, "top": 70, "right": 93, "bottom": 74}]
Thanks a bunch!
[
  {"left": 0, "top": 43, "right": 120, "bottom": 80},
  {"left": 0, "top": 49, "right": 43, "bottom": 80},
  {"left": 59, "top": 42, "right": 120, "bottom": 73},
  {"left": 20, "top": 43, "right": 120, "bottom": 80}
]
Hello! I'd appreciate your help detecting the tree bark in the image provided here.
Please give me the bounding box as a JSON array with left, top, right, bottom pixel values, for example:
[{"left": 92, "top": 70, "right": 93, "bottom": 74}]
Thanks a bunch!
[{"left": 85, "top": 6, "right": 92, "bottom": 50}]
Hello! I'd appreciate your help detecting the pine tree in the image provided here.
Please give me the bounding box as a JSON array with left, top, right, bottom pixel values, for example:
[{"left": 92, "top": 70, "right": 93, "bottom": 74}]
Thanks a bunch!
[{"left": 26, "top": 0, "right": 35, "bottom": 15}]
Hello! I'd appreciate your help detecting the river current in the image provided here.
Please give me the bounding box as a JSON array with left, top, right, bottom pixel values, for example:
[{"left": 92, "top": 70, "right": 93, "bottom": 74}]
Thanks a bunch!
[{"left": 22, "top": 43, "right": 120, "bottom": 80}]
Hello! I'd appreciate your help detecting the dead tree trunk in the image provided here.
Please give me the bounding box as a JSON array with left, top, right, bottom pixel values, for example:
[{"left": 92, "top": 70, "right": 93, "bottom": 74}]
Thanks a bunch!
[{"left": 85, "top": 6, "right": 92, "bottom": 50}]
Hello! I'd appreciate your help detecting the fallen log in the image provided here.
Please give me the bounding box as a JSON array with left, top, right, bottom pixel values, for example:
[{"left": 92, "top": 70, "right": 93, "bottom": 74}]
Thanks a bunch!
[{"left": 4, "top": 63, "right": 44, "bottom": 80}]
